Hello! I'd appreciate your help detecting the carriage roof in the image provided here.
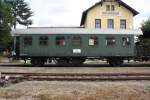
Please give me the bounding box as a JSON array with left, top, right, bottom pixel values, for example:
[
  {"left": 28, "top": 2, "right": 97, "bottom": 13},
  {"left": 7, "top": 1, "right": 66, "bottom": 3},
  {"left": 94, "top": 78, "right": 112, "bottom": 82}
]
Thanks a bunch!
[{"left": 11, "top": 27, "right": 143, "bottom": 36}]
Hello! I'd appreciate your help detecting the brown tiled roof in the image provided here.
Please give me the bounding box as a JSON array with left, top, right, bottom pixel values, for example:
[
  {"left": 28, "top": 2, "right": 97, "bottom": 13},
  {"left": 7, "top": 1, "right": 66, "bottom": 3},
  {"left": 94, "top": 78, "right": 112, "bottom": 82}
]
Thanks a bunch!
[{"left": 80, "top": 0, "right": 139, "bottom": 26}]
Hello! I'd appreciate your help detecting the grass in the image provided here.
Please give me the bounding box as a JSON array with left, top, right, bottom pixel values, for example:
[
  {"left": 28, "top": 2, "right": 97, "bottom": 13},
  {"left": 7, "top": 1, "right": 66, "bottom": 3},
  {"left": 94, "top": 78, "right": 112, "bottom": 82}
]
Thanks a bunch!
[
  {"left": 0, "top": 55, "right": 8, "bottom": 60},
  {"left": 34, "top": 87, "right": 150, "bottom": 100},
  {"left": 36, "top": 93, "right": 50, "bottom": 100},
  {"left": 0, "top": 89, "right": 25, "bottom": 99},
  {"left": 36, "top": 93, "right": 77, "bottom": 100},
  {"left": 0, "top": 86, "right": 150, "bottom": 100}
]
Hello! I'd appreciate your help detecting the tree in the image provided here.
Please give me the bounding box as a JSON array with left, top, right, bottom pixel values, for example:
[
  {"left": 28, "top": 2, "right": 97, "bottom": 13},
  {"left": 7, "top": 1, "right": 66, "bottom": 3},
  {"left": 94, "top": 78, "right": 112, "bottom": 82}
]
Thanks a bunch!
[
  {"left": 5, "top": 0, "right": 33, "bottom": 29},
  {"left": 141, "top": 17, "right": 150, "bottom": 33},
  {"left": 0, "top": 0, "right": 14, "bottom": 51}
]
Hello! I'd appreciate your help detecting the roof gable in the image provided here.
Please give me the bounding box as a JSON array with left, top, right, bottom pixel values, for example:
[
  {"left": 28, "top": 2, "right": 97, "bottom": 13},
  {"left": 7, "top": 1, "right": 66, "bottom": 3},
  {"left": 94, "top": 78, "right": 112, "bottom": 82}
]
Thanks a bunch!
[{"left": 80, "top": 0, "right": 139, "bottom": 26}]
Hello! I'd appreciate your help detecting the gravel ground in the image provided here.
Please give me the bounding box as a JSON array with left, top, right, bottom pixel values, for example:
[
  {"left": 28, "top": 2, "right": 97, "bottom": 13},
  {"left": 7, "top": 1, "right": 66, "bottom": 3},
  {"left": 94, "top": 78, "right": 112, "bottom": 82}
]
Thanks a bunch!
[
  {"left": 0, "top": 65, "right": 150, "bottom": 74},
  {"left": 0, "top": 60, "right": 150, "bottom": 100},
  {"left": 0, "top": 81, "right": 150, "bottom": 100},
  {"left": 1, "top": 66, "right": 150, "bottom": 74},
  {"left": 0, "top": 60, "right": 150, "bottom": 74}
]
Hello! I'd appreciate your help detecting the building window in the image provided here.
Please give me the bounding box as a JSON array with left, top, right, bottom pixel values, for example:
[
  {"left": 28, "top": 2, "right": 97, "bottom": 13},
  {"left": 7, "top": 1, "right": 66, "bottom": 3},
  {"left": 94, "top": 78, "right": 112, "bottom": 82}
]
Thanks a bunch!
[
  {"left": 122, "top": 37, "right": 131, "bottom": 46},
  {"left": 89, "top": 37, "right": 98, "bottom": 46},
  {"left": 106, "top": 5, "right": 110, "bottom": 11},
  {"left": 108, "top": 19, "right": 114, "bottom": 29},
  {"left": 106, "top": 5, "right": 115, "bottom": 11},
  {"left": 39, "top": 36, "right": 48, "bottom": 46},
  {"left": 106, "top": 37, "right": 116, "bottom": 46},
  {"left": 56, "top": 36, "right": 66, "bottom": 46},
  {"left": 111, "top": 5, "right": 115, "bottom": 11},
  {"left": 95, "top": 19, "right": 101, "bottom": 28},
  {"left": 23, "top": 36, "right": 32, "bottom": 46},
  {"left": 120, "top": 20, "right": 126, "bottom": 29},
  {"left": 72, "top": 36, "right": 82, "bottom": 46}
]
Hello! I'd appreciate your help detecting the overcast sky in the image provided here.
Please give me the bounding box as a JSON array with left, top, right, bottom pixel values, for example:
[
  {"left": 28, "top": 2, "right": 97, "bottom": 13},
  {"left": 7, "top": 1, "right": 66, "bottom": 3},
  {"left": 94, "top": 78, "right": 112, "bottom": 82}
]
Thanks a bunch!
[{"left": 18, "top": 0, "right": 150, "bottom": 29}]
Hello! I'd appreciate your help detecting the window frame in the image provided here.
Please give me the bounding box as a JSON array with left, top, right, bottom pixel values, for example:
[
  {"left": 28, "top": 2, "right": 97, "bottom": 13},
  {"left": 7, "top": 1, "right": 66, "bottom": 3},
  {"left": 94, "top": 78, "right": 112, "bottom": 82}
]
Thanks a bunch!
[
  {"left": 72, "top": 36, "right": 82, "bottom": 46},
  {"left": 106, "top": 5, "right": 110, "bottom": 11},
  {"left": 89, "top": 36, "right": 99, "bottom": 46},
  {"left": 23, "top": 36, "right": 32, "bottom": 46},
  {"left": 56, "top": 36, "right": 66, "bottom": 46},
  {"left": 39, "top": 36, "right": 48, "bottom": 46},
  {"left": 106, "top": 37, "right": 116, "bottom": 46},
  {"left": 95, "top": 19, "right": 101, "bottom": 28},
  {"left": 122, "top": 37, "right": 131, "bottom": 47},
  {"left": 120, "top": 19, "right": 126, "bottom": 29},
  {"left": 107, "top": 19, "right": 114, "bottom": 29},
  {"left": 111, "top": 5, "right": 115, "bottom": 11}
]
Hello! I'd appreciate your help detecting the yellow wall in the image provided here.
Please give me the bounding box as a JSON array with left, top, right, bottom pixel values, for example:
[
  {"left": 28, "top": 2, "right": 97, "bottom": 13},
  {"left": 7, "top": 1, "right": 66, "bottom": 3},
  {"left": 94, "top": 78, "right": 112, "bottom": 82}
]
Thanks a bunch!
[{"left": 85, "top": 1, "right": 134, "bottom": 29}]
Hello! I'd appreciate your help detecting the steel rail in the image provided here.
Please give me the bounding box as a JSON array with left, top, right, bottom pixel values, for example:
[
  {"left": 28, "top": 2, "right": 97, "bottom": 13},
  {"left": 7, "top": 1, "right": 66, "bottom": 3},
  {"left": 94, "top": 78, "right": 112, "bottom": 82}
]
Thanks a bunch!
[
  {"left": 1, "top": 72, "right": 150, "bottom": 81},
  {"left": 7, "top": 76, "right": 150, "bottom": 81},
  {"left": 1, "top": 72, "right": 150, "bottom": 76}
]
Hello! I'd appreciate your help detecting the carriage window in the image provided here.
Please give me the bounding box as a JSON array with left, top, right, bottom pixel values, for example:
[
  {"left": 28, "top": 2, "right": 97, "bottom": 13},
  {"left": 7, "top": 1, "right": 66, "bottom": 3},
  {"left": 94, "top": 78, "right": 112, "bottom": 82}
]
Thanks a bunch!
[
  {"left": 72, "top": 36, "right": 82, "bottom": 46},
  {"left": 23, "top": 36, "right": 32, "bottom": 46},
  {"left": 89, "top": 37, "right": 98, "bottom": 46},
  {"left": 39, "top": 36, "right": 48, "bottom": 46},
  {"left": 56, "top": 36, "right": 66, "bottom": 46},
  {"left": 122, "top": 37, "right": 131, "bottom": 46},
  {"left": 106, "top": 37, "right": 116, "bottom": 46}
]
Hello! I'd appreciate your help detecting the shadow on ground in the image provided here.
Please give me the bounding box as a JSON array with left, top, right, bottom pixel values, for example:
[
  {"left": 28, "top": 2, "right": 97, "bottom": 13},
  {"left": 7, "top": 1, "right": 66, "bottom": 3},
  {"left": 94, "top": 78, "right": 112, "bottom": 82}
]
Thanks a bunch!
[{"left": 0, "top": 62, "right": 150, "bottom": 68}]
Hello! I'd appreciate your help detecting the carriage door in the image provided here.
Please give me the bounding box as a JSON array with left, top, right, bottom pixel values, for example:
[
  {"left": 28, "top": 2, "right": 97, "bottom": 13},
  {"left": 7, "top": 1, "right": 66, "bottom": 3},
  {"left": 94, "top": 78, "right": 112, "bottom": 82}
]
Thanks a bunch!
[
  {"left": 71, "top": 36, "right": 82, "bottom": 56},
  {"left": 14, "top": 36, "right": 20, "bottom": 57}
]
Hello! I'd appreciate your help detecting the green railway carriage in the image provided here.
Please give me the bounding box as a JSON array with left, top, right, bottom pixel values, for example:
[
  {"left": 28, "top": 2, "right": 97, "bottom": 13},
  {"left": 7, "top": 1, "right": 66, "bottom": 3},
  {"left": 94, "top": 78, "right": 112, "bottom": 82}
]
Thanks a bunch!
[{"left": 12, "top": 28, "right": 142, "bottom": 66}]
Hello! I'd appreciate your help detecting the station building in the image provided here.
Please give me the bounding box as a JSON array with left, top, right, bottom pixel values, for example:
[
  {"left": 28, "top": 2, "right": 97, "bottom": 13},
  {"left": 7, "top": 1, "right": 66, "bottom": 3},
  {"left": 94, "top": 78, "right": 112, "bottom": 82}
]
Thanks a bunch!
[{"left": 80, "top": 0, "right": 139, "bottom": 29}]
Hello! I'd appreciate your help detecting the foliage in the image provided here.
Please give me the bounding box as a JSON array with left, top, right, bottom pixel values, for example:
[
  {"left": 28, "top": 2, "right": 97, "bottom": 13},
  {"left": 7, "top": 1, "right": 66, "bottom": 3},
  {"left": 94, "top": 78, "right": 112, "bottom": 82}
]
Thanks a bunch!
[
  {"left": 5, "top": 0, "right": 33, "bottom": 29},
  {"left": 0, "top": 0, "right": 33, "bottom": 51},
  {"left": 0, "top": 0, "right": 14, "bottom": 51},
  {"left": 141, "top": 17, "right": 150, "bottom": 32}
]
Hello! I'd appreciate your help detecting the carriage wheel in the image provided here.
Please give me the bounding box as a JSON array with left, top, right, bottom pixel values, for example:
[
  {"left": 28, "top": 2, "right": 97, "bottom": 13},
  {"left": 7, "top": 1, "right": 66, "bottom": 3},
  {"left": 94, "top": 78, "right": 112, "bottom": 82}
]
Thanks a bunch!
[
  {"left": 70, "top": 58, "right": 85, "bottom": 65},
  {"left": 108, "top": 58, "right": 123, "bottom": 67},
  {"left": 31, "top": 58, "right": 45, "bottom": 67},
  {"left": 54, "top": 58, "right": 69, "bottom": 65}
]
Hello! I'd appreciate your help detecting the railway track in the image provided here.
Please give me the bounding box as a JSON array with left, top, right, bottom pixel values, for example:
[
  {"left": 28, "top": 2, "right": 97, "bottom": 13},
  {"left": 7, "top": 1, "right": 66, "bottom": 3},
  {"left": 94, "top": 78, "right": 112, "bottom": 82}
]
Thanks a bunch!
[{"left": 1, "top": 72, "right": 150, "bottom": 81}]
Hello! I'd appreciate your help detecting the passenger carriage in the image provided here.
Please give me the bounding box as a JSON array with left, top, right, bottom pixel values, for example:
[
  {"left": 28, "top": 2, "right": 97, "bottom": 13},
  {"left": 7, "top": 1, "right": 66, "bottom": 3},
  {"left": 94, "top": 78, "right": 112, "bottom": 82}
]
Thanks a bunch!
[{"left": 11, "top": 28, "right": 142, "bottom": 66}]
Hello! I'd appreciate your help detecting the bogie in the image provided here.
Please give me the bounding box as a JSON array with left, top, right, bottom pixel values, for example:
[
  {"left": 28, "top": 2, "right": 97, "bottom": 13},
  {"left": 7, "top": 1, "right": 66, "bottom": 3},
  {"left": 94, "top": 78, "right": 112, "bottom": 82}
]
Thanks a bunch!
[
  {"left": 53, "top": 58, "right": 85, "bottom": 66},
  {"left": 31, "top": 58, "right": 45, "bottom": 67},
  {"left": 107, "top": 58, "right": 123, "bottom": 67}
]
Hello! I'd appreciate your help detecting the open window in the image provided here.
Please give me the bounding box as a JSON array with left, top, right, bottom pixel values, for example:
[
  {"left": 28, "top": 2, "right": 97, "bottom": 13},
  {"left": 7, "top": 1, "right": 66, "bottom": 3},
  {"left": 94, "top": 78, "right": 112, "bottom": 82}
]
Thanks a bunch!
[
  {"left": 106, "top": 37, "right": 116, "bottom": 46},
  {"left": 39, "top": 36, "right": 48, "bottom": 46},
  {"left": 23, "top": 36, "right": 32, "bottom": 46},
  {"left": 72, "top": 36, "right": 82, "bottom": 46},
  {"left": 56, "top": 36, "right": 66, "bottom": 46},
  {"left": 122, "top": 37, "right": 131, "bottom": 46},
  {"left": 89, "top": 37, "right": 98, "bottom": 46}
]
